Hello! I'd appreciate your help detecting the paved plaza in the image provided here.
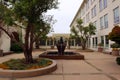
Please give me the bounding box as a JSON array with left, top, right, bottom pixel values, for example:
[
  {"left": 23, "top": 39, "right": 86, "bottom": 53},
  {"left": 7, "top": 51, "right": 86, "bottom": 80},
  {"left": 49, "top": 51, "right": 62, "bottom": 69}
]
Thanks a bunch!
[{"left": 0, "top": 50, "right": 120, "bottom": 80}]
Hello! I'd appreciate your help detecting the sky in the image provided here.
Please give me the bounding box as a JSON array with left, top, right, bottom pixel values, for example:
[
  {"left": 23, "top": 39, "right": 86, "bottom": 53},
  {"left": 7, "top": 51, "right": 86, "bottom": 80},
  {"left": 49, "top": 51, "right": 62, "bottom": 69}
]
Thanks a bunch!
[{"left": 46, "top": 0, "right": 83, "bottom": 34}]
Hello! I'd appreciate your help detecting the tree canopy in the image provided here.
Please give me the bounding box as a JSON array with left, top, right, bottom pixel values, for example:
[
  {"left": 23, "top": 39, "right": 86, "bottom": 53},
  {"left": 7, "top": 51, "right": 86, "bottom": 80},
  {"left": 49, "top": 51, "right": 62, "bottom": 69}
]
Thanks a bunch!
[
  {"left": 71, "top": 19, "right": 96, "bottom": 50},
  {"left": 0, "top": 0, "right": 59, "bottom": 63}
]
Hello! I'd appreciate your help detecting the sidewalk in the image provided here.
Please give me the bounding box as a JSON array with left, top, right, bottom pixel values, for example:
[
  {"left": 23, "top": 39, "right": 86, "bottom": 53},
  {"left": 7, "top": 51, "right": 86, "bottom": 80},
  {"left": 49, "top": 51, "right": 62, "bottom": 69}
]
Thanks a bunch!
[{"left": 0, "top": 51, "right": 120, "bottom": 80}]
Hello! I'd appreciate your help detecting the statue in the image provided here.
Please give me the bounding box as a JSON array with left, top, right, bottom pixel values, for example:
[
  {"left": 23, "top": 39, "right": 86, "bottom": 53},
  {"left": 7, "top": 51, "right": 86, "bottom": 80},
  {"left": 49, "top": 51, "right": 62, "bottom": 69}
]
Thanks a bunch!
[{"left": 56, "top": 37, "right": 66, "bottom": 55}]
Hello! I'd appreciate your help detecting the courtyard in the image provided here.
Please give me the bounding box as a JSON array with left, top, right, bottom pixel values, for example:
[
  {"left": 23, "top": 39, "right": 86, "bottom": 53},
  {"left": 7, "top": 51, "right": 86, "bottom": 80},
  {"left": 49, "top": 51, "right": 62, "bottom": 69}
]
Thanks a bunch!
[
  {"left": 0, "top": 49, "right": 120, "bottom": 80},
  {"left": 0, "top": 0, "right": 120, "bottom": 80}
]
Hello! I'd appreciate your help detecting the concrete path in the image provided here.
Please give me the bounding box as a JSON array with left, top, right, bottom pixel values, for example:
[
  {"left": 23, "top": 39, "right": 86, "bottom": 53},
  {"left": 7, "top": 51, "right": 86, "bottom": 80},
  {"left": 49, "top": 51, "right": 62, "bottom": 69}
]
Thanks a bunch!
[{"left": 0, "top": 51, "right": 120, "bottom": 80}]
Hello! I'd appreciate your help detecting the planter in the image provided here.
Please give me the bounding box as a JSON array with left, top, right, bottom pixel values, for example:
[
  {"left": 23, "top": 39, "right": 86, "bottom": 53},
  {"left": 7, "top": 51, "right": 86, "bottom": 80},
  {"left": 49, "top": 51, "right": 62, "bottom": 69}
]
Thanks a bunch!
[
  {"left": 0, "top": 59, "right": 57, "bottom": 78},
  {"left": 112, "top": 50, "right": 119, "bottom": 56},
  {"left": 98, "top": 48, "right": 103, "bottom": 52}
]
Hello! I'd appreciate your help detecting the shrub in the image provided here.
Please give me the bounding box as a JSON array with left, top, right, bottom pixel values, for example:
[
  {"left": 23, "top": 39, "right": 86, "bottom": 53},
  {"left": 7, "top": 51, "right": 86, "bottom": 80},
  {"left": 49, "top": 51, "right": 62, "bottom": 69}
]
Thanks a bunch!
[
  {"left": 116, "top": 57, "right": 120, "bottom": 65},
  {"left": 108, "top": 26, "right": 120, "bottom": 44},
  {"left": 110, "top": 43, "right": 120, "bottom": 48},
  {"left": 98, "top": 43, "right": 103, "bottom": 47},
  {"left": 10, "top": 43, "right": 23, "bottom": 53}
]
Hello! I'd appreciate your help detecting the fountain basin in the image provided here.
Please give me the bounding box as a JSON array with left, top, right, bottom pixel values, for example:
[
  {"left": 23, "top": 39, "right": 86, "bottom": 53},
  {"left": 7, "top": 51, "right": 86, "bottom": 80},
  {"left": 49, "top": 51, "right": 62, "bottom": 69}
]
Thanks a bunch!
[{"left": 39, "top": 51, "right": 84, "bottom": 60}]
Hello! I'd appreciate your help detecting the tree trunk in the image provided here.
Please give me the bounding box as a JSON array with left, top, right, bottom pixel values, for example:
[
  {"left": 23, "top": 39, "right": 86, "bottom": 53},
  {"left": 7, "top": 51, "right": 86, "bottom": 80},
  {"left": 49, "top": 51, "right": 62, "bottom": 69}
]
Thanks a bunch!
[
  {"left": 23, "top": 49, "right": 33, "bottom": 64},
  {"left": 81, "top": 39, "right": 86, "bottom": 50},
  {"left": 81, "top": 43, "right": 86, "bottom": 50},
  {"left": 24, "top": 23, "right": 34, "bottom": 64}
]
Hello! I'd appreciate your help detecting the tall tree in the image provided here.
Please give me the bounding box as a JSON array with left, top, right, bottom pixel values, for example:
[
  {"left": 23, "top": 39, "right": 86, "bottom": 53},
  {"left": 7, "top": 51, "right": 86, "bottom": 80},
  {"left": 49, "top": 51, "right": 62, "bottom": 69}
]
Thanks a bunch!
[
  {"left": 71, "top": 19, "right": 96, "bottom": 50},
  {"left": 0, "top": 0, "right": 58, "bottom": 63}
]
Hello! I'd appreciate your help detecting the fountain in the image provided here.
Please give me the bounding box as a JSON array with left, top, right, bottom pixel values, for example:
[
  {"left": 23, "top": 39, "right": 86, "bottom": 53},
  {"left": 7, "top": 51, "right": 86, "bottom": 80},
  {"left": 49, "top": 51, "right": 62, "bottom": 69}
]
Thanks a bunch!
[
  {"left": 39, "top": 37, "right": 84, "bottom": 60},
  {"left": 56, "top": 37, "right": 66, "bottom": 55}
]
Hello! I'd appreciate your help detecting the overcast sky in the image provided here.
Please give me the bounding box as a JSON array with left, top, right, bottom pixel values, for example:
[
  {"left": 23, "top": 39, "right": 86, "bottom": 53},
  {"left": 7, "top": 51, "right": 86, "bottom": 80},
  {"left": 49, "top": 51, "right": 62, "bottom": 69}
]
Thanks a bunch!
[{"left": 46, "top": 0, "right": 83, "bottom": 34}]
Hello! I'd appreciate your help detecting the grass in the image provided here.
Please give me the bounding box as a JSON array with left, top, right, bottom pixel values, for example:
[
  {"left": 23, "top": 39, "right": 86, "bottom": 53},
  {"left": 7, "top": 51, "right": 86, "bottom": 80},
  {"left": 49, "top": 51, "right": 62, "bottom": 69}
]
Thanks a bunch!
[{"left": 0, "top": 58, "right": 52, "bottom": 70}]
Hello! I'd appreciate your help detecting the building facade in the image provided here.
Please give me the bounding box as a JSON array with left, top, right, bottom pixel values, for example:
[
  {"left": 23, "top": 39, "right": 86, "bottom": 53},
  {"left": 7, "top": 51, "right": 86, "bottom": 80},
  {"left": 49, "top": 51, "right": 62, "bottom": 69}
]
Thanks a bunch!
[
  {"left": 70, "top": 0, "right": 120, "bottom": 52},
  {"left": 0, "top": 30, "right": 10, "bottom": 52},
  {"left": 39, "top": 33, "right": 77, "bottom": 49},
  {"left": 0, "top": 24, "right": 22, "bottom": 52}
]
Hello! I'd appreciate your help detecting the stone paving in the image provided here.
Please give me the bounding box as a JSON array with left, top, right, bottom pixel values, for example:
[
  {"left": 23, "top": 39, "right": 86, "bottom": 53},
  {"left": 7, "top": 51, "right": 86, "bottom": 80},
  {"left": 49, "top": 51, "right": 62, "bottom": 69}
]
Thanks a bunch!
[{"left": 0, "top": 50, "right": 120, "bottom": 80}]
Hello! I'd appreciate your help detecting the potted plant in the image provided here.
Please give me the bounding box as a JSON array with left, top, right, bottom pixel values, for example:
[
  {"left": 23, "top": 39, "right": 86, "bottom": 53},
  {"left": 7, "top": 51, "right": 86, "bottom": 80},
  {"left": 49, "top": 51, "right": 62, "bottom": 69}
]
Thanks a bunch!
[
  {"left": 98, "top": 43, "right": 104, "bottom": 52},
  {"left": 116, "top": 57, "right": 120, "bottom": 65},
  {"left": 110, "top": 43, "right": 120, "bottom": 56}
]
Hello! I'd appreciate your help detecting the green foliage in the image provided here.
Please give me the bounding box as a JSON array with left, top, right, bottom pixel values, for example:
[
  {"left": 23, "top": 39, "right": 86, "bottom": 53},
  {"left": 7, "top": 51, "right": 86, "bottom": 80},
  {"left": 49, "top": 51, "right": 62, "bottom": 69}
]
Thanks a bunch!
[
  {"left": 70, "top": 26, "right": 78, "bottom": 37},
  {"left": 0, "top": 4, "right": 14, "bottom": 26},
  {"left": 1, "top": 58, "right": 52, "bottom": 70},
  {"left": 108, "top": 26, "right": 120, "bottom": 44},
  {"left": 10, "top": 43, "right": 23, "bottom": 53},
  {"left": 116, "top": 57, "right": 120, "bottom": 65},
  {"left": 98, "top": 43, "right": 103, "bottom": 46},
  {"left": 1, "top": 0, "right": 59, "bottom": 63},
  {"left": 11, "top": 0, "right": 59, "bottom": 23},
  {"left": 110, "top": 43, "right": 120, "bottom": 48},
  {"left": 88, "top": 23, "right": 96, "bottom": 36},
  {"left": 71, "top": 18, "right": 96, "bottom": 50}
]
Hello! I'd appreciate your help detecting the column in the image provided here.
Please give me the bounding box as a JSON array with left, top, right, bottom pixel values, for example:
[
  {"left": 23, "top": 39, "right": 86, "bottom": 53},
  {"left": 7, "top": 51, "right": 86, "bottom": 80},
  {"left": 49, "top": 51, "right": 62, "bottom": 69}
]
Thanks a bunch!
[{"left": 46, "top": 39, "right": 48, "bottom": 47}]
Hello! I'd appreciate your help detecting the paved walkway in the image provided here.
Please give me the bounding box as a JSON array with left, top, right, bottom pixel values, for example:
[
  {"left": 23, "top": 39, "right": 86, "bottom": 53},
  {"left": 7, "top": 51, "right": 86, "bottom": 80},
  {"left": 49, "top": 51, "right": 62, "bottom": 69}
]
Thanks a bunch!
[{"left": 0, "top": 50, "right": 120, "bottom": 80}]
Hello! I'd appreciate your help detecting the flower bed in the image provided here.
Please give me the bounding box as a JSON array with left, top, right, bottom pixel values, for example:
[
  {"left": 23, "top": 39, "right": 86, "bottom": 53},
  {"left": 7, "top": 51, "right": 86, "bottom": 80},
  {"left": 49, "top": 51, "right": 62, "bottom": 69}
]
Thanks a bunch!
[{"left": 0, "top": 58, "right": 57, "bottom": 78}]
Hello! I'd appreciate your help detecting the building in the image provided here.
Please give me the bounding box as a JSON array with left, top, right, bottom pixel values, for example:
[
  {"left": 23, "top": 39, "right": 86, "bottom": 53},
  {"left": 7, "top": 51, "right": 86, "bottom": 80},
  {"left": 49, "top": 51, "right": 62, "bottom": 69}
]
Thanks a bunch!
[
  {"left": 0, "top": 23, "right": 23, "bottom": 53},
  {"left": 39, "top": 33, "right": 77, "bottom": 49},
  {"left": 70, "top": 0, "right": 120, "bottom": 52},
  {"left": 0, "top": 29, "right": 10, "bottom": 52}
]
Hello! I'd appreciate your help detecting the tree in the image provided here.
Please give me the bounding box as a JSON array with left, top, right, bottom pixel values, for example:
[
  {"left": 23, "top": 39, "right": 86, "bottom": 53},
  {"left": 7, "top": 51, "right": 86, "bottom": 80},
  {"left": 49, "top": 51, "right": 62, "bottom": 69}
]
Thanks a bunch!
[
  {"left": 71, "top": 19, "right": 96, "bottom": 50},
  {"left": 108, "top": 25, "right": 120, "bottom": 44},
  {"left": 0, "top": 0, "right": 58, "bottom": 64}
]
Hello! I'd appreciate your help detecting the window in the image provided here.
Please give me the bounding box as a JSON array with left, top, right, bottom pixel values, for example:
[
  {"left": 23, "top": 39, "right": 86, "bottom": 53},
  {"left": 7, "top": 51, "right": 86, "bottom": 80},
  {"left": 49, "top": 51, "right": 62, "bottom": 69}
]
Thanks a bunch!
[
  {"left": 101, "top": 36, "right": 104, "bottom": 45},
  {"left": 83, "top": 17, "right": 85, "bottom": 24},
  {"left": 95, "top": 37, "right": 98, "bottom": 47},
  {"left": 86, "top": 0, "right": 90, "bottom": 11},
  {"left": 91, "top": 0, "right": 95, "bottom": 4},
  {"left": 103, "top": 0, "right": 107, "bottom": 9},
  {"left": 93, "top": 38, "right": 95, "bottom": 48},
  {"left": 105, "top": 35, "right": 109, "bottom": 47},
  {"left": 99, "top": 0, "right": 103, "bottom": 11},
  {"left": 91, "top": 8, "right": 94, "bottom": 18},
  {"left": 99, "top": 0, "right": 107, "bottom": 12},
  {"left": 100, "top": 17, "right": 104, "bottom": 29},
  {"left": 93, "top": 37, "right": 98, "bottom": 48},
  {"left": 100, "top": 14, "right": 108, "bottom": 29},
  {"left": 91, "top": 5, "right": 97, "bottom": 18},
  {"left": 86, "top": 12, "right": 90, "bottom": 23},
  {"left": 94, "top": 5, "right": 96, "bottom": 16},
  {"left": 93, "top": 21, "right": 97, "bottom": 27},
  {"left": 113, "top": 7, "right": 119, "bottom": 24},
  {"left": 112, "top": 0, "right": 115, "bottom": 2},
  {"left": 93, "top": 20, "right": 97, "bottom": 30},
  {"left": 104, "top": 14, "right": 108, "bottom": 28},
  {"left": 88, "top": 12, "right": 90, "bottom": 21}
]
